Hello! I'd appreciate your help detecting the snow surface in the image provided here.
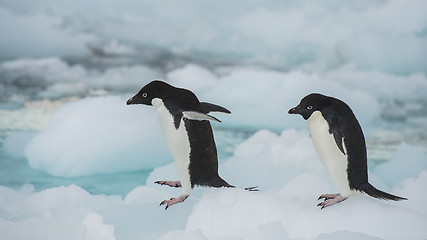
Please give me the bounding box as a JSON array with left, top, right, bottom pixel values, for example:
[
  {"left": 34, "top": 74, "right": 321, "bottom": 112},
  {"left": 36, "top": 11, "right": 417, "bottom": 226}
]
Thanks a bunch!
[{"left": 2, "top": 129, "right": 427, "bottom": 240}]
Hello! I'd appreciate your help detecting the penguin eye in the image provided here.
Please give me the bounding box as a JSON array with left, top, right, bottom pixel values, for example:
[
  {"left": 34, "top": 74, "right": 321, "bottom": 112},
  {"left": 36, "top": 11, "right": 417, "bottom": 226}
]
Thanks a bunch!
[
  {"left": 142, "top": 93, "right": 148, "bottom": 98},
  {"left": 306, "top": 106, "right": 313, "bottom": 110}
]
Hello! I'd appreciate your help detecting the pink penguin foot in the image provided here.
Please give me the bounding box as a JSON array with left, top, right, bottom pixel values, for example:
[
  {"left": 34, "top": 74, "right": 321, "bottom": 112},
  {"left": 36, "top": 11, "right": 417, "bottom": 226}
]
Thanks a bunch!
[
  {"left": 318, "top": 193, "right": 341, "bottom": 200},
  {"left": 155, "top": 180, "right": 182, "bottom": 188},
  {"left": 160, "top": 195, "right": 189, "bottom": 210},
  {"left": 317, "top": 193, "right": 347, "bottom": 209}
]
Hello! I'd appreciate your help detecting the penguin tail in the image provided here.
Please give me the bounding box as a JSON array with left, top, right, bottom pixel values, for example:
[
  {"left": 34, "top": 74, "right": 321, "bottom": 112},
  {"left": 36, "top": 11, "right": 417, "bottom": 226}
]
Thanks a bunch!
[
  {"left": 359, "top": 183, "right": 407, "bottom": 201},
  {"left": 205, "top": 176, "right": 259, "bottom": 191},
  {"left": 204, "top": 176, "right": 234, "bottom": 188}
]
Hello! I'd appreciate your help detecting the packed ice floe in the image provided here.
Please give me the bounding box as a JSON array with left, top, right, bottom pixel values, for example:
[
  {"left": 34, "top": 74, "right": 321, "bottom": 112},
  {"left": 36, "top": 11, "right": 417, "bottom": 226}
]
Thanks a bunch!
[
  {"left": 0, "top": 58, "right": 162, "bottom": 99},
  {"left": 1, "top": 0, "right": 427, "bottom": 74},
  {"left": 2, "top": 57, "right": 426, "bottom": 128},
  {"left": 2, "top": 128, "right": 427, "bottom": 240}
]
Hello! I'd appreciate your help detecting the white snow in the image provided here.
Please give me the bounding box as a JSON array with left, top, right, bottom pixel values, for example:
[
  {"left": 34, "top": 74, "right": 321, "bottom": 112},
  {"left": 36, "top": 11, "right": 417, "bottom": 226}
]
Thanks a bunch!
[
  {"left": 25, "top": 96, "right": 170, "bottom": 176},
  {"left": 83, "top": 213, "right": 116, "bottom": 240},
  {"left": 2, "top": 129, "right": 427, "bottom": 240}
]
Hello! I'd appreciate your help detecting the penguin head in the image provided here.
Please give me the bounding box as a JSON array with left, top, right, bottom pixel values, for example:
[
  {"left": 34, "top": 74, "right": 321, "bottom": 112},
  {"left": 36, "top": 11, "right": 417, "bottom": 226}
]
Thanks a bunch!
[
  {"left": 127, "top": 80, "right": 173, "bottom": 106},
  {"left": 288, "top": 93, "right": 329, "bottom": 120}
]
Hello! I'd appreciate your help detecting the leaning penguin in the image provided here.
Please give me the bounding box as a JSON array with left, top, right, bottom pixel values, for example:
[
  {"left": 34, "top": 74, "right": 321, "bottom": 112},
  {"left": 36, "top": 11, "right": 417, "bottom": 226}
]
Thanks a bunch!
[
  {"left": 127, "top": 80, "right": 256, "bottom": 209},
  {"left": 289, "top": 93, "right": 406, "bottom": 209}
]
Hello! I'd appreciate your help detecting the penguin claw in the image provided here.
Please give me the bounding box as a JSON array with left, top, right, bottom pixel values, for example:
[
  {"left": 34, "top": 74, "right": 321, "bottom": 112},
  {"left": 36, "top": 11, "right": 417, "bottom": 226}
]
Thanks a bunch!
[
  {"left": 159, "top": 201, "right": 169, "bottom": 210},
  {"left": 159, "top": 195, "right": 189, "bottom": 210},
  {"left": 159, "top": 200, "right": 170, "bottom": 210},
  {"left": 317, "top": 201, "right": 330, "bottom": 209},
  {"left": 317, "top": 193, "right": 347, "bottom": 209}
]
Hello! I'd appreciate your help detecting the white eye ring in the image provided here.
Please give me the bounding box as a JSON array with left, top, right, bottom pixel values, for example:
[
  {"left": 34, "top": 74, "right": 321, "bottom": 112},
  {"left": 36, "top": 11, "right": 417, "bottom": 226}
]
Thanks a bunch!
[
  {"left": 142, "top": 93, "right": 148, "bottom": 98},
  {"left": 307, "top": 106, "right": 313, "bottom": 110}
]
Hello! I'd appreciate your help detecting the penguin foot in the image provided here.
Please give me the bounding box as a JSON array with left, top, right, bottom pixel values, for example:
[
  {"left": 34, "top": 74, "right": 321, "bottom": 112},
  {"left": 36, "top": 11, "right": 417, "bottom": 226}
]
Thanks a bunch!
[
  {"left": 155, "top": 181, "right": 182, "bottom": 188},
  {"left": 159, "top": 195, "right": 189, "bottom": 210},
  {"left": 244, "top": 186, "right": 259, "bottom": 191},
  {"left": 317, "top": 193, "right": 347, "bottom": 209},
  {"left": 318, "top": 193, "right": 341, "bottom": 201}
]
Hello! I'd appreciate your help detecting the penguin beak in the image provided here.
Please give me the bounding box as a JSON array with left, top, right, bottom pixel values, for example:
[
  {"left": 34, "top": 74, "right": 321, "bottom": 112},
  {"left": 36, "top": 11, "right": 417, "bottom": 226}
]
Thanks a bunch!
[
  {"left": 126, "top": 97, "right": 135, "bottom": 105},
  {"left": 288, "top": 106, "right": 301, "bottom": 114}
]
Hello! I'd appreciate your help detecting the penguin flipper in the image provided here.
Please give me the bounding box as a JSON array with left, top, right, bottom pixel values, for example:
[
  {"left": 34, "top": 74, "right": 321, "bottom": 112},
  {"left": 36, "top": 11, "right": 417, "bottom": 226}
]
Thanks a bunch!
[
  {"left": 359, "top": 183, "right": 407, "bottom": 201},
  {"left": 332, "top": 131, "right": 346, "bottom": 155},
  {"left": 183, "top": 111, "right": 221, "bottom": 122},
  {"left": 323, "top": 107, "right": 345, "bottom": 155},
  {"left": 201, "top": 102, "right": 231, "bottom": 114}
]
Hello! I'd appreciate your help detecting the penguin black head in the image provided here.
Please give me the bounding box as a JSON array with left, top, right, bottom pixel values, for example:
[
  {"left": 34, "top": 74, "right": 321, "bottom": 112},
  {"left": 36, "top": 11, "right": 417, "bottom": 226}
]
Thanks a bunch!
[
  {"left": 288, "top": 93, "right": 330, "bottom": 120},
  {"left": 127, "top": 80, "right": 174, "bottom": 106}
]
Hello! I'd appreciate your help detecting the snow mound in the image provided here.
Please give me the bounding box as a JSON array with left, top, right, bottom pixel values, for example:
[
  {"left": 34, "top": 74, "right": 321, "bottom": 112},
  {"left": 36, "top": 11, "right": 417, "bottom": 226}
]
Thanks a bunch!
[
  {"left": 3, "top": 128, "right": 427, "bottom": 240},
  {"left": 25, "top": 96, "right": 170, "bottom": 177},
  {"left": 83, "top": 213, "right": 116, "bottom": 240}
]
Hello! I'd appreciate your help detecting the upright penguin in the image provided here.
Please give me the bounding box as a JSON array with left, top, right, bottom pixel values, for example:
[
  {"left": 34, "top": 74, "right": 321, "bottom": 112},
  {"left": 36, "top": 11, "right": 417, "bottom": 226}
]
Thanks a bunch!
[
  {"left": 289, "top": 93, "right": 406, "bottom": 208},
  {"left": 127, "top": 80, "right": 242, "bottom": 209}
]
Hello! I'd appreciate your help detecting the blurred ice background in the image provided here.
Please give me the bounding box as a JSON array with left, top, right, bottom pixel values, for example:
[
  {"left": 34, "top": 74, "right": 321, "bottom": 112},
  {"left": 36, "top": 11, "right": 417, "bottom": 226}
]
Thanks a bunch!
[{"left": 0, "top": 0, "right": 426, "bottom": 239}]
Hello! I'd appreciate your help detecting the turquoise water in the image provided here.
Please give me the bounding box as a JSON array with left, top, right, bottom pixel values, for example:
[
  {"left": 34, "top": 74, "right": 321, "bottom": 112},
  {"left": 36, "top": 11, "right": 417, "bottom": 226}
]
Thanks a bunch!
[{"left": 0, "top": 150, "right": 151, "bottom": 196}]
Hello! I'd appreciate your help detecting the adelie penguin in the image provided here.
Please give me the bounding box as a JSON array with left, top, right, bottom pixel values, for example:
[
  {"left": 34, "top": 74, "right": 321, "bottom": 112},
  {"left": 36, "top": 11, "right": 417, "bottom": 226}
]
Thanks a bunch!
[
  {"left": 127, "top": 80, "right": 256, "bottom": 209},
  {"left": 289, "top": 93, "right": 406, "bottom": 209}
]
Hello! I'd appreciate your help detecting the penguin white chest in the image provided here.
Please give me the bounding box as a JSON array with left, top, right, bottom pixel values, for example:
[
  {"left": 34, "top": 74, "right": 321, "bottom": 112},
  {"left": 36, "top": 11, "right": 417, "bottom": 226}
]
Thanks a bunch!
[
  {"left": 307, "top": 111, "right": 353, "bottom": 197},
  {"left": 152, "top": 98, "right": 192, "bottom": 195}
]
